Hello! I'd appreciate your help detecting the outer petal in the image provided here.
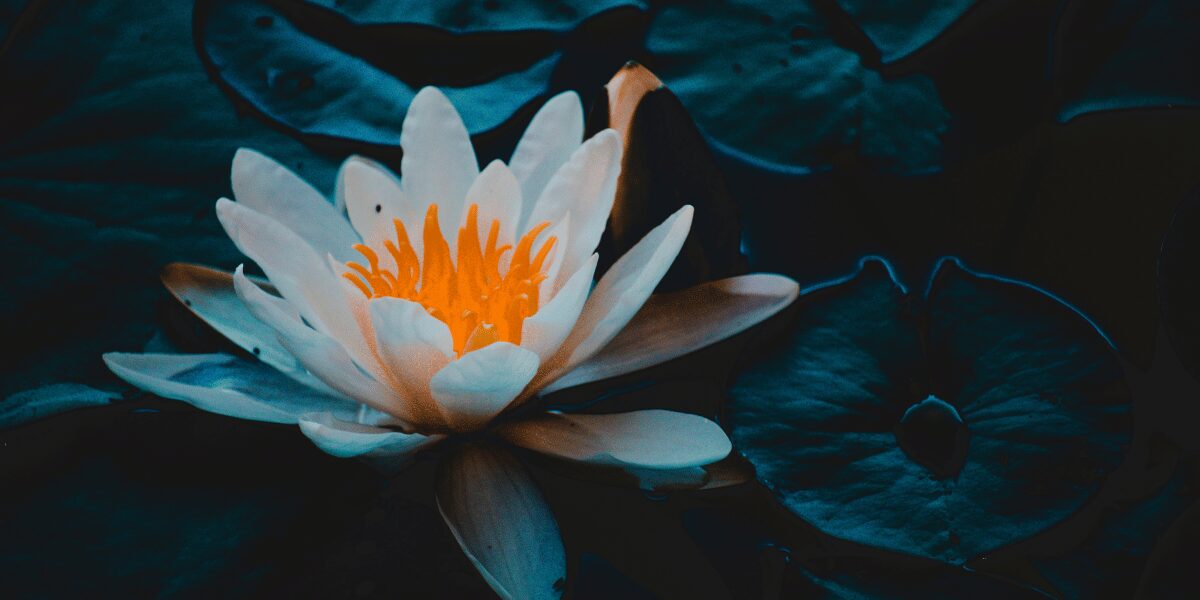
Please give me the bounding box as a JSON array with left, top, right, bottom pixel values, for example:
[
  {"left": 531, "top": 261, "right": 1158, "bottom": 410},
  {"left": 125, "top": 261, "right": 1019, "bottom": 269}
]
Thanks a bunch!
[
  {"left": 215, "top": 198, "right": 372, "bottom": 365},
  {"left": 339, "top": 155, "right": 409, "bottom": 266},
  {"left": 436, "top": 443, "right": 566, "bottom": 600},
  {"left": 523, "top": 129, "right": 622, "bottom": 290},
  {"left": 497, "top": 410, "right": 731, "bottom": 470},
  {"left": 297, "top": 411, "right": 441, "bottom": 459},
  {"left": 103, "top": 352, "right": 358, "bottom": 425},
  {"left": 400, "top": 86, "right": 480, "bottom": 248},
  {"left": 521, "top": 254, "right": 598, "bottom": 363},
  {"left": 231, "top": 148, "right": 359, "bottom": 262},
  {"left": 369, "top": 297, "right": 456, "bottom": 426},
  {"left": 542, "top": 273, "right": 799, "bottom": 394},
  {"left": 467, "top": 160, "right": 523, "bottom": 249},
  {"left": 161, "top": 263, "right": 303, "bottom": 382},
  {"left": 510, "top": 90, "right": 584, "bottom": 224},
  {"left": 233, "top": 266, "right": 412, "bottom": 422},
  {"left": 535, "top": 205, "right": 693, "bottom": 390},
  {"left": 429, "top": 342, "right": 539, "bottom": 432}
]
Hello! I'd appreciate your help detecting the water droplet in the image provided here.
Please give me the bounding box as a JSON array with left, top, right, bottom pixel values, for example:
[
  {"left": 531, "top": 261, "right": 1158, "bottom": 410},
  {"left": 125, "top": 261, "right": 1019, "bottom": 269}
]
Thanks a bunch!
[
  {"left": 252, "top": 347, "right": 261, "bottom": 355},
  {"left": 375, "top": 204, "right": 382, "bottom": 213}
]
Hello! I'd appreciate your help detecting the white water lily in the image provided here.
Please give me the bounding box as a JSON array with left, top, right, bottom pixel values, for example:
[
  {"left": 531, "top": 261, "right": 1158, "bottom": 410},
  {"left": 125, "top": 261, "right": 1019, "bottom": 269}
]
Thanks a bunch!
[{"left": 104, "top": 86, "right": 797, "bottom": 599}]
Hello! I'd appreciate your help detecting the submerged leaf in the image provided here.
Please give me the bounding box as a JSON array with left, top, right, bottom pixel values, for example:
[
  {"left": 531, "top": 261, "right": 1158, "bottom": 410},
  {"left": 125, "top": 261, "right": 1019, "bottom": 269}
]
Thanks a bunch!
[{"left": 728, "top": 257, "right": 1131, "bottom": 563}]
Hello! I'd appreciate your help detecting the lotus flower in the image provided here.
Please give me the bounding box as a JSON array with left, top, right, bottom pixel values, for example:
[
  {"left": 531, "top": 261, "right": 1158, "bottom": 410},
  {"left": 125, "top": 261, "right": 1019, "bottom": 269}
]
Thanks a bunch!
[{"left": 104, "top": 85, "right": 798, "bottom": 598}]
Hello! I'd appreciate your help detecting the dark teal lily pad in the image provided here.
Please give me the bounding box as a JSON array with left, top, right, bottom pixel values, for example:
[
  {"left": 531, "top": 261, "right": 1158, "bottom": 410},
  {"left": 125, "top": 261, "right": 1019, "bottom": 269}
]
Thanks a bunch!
[
  {"left": 306, "top": 0, "right": 645, "bottom": 30},
  {"left": 0, "top": 0, "right": 332, "bottom": 400},
  {"left": 728, "top": 256, "right": 1132, "bottom": 563},
  {"left": 682, "top": 507, "right": 1050, "bottom": 599},
  {"left": 196, "top": 0, "right": 652, "bottom": 156},
  {"left": 196, "top": 0, "right": 560, "bottom": 148},
  {"left": 1030, "top": 457, "right": 1200, "bottom": 598},
  {"left": 835, "top": 0, "right": 981, "bottom": 64},
  {"left": 1055, "top": 0, "right": 1200, "bottom": 122},
  {"left": 643, "top": 1, "right": 949, "bottom": 172}
]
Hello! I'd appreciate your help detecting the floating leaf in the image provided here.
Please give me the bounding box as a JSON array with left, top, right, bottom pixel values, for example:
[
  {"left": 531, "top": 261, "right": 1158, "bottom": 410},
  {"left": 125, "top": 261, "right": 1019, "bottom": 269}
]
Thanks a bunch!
[
  {"left": 307, "top": 0, "right": 645, "bottom": 30},
  {"left": 1055, "top": 0, "right": 1200, "bottom": 122},
  {"left": 0, "top": 0, "right": 334, "bottom": 399},
  {"left": 728, "top": 257, "right": 1132, "bottom": 563},
  {"left": 834, "top": 0, "right": 981, "bottom": 64},
  {"left": 643, "top": 0, "right": 949, "bottom": 172}
]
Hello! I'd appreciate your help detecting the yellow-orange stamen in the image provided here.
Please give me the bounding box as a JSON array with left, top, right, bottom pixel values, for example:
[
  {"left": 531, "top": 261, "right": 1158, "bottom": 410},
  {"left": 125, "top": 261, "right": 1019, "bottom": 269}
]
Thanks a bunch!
[{"left": 344, "top": 203, "right": 557, "bottom": 356}]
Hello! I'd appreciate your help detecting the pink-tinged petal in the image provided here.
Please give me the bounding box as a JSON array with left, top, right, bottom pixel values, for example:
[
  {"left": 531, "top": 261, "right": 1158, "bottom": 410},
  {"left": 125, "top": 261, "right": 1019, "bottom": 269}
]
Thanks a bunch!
[
  {"left": 429, "top": 342, "right": 539, "bottom": 432},
  {"left": 543, "top": 273, "right": 799, "bottom": 394},
  {"left": 605, "top": 63, "right": 663, "bottom": 144},
  {"left": 231, "top": 148, "right": 360, "bottom": 262},
  {"left": 522, "top": 130, "right": 622, "bottom": 290},
  {"left": 467, "top": 160, "right": 523, "bottom": 249},
  {"left": 339, "top": 155, "right": 409, "bottom": 267},
  {"left": 498, "top": 409, "right": 731, "bottom": 470},
  {"left": 535, "top": 205, "right": 693, "bottom": 391},
  {"left": 368, "top": 296, "right": 455, "bottom": 427},
  {"left": 401, "top": 86, "right": 479, "bottom": 248},
  {"left": 215, "top": 198, "right": 371, "bottom": 363},
  {"left": 521, "top": 254, "right": 597, "bottom": 363},
  {"left": 510, "top": 91, "right": 584, "bottom": 224},
  {"left": 436, "top": 443, "right": 566, "bottom": 600},
  {"left": 233, "top": 266, "right": 413, "bottom": 423},
  {"left": 102, "top": 352, "right": 358, "bottom": 425},
  {"left": 297, "top": 411, "right": 441, "bottom": 458}
]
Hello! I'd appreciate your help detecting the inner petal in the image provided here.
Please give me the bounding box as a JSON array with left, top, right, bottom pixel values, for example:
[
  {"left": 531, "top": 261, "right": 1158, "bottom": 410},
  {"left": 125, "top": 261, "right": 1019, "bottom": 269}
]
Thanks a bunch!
[{"left": 343, "top": 203, "right": 558, "bottom": 357}]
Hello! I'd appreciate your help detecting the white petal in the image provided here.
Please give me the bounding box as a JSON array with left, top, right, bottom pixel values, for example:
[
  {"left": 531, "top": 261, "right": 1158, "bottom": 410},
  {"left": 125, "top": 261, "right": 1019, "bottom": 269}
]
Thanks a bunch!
[
  {"left": 436, "top": 443, "right": 566, "bottom": 600},
  {"left": 232, "top": 266, "right": 413, "bottom": 422},
  {"left": 522, "top": 130, "right": 622, "bottom": 289},
  {"left": 231, "top": 148, "right": 360, "bottom": 262},
  {"left": 339, "top": 155, "right": 410, "bottom": 267},
  {"left": 215, "top": 198, "right": 368, "bottom": 361},
  {"left": 498, "top": 410, "right": 731, "bottom": 470},
  {"left": 297, "top": 411, "right": 440, "bottom": 458},
  {"left": 466, "top": 160, "right": 523, "bottom": 249},
  {"left": 401, "top": 86, "right": 480, "bottom": 248},
  {"left": 521, "top": 254, "right": 597, "bottom": 363},
  {"left": 159, "top": 263, "right": 335, "bottom": 392},
  {"left": 543, "top": 273, "right": 799, "bottom": 394},
  {"left": 429, "top": 342, "right": 539, "bottom": 432},
  {"left": 535, "top": 213, "right": 570, "bottom": 303},
  {"left": 103, "top": 352, "right": 358, "bottom": 425},
  {"left": 536, "top": 205, "right": 693, "bottom": 390},
  {"left": 510, "top": 91, "right": 584, "bottom": 224},
  {"left": 368, "top": 297, "right": 455, "bottom": 425}
]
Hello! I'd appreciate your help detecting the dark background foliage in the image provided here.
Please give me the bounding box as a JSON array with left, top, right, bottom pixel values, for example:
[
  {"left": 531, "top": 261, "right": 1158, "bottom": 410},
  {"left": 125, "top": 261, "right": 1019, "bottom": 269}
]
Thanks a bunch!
[{"left": 2, "top": 0, "right": 1200, "bottom": 598}]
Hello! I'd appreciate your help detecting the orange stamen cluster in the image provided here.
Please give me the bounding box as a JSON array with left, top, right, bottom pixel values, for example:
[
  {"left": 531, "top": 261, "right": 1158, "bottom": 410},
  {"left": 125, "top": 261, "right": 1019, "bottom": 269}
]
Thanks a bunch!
[{"left": 343, "top": 203, "right": 557, "bottom": 356}]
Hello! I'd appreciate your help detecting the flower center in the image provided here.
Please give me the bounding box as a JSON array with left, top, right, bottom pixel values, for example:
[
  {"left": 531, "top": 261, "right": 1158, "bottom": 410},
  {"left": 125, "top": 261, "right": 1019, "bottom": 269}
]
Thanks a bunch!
[{"left": 343, "top": 203, "right": 556, "bottom": 357}]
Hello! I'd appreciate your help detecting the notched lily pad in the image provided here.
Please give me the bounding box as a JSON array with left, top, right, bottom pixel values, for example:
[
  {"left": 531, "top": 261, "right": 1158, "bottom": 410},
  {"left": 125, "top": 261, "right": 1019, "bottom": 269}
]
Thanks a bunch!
[
  {"left": 196, "top": 0, "right": 560, "bottom": 148},
  {"left": 728, "top": 256, "right": 1132, "bottom": 563},
  {"left": 643, "top": 0, "right": 949, "bottom": 172},
  {"left": 1055, "top": 0, "right": 1200, "bottom": 122},
  {"left": 835, "top": 0, "right": 982, "bottom": 64}
]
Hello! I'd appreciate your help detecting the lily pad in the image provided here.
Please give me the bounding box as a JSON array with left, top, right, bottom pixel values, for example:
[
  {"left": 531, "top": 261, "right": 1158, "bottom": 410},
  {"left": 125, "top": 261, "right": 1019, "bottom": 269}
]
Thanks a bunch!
[
  {"left": 835, "top": 0, "right": 981, "bottom": 64},
  {"left": 196, "top": 0, "right": 560, "bottom": 148},
  {"left": 728, "top": 256, "right": 1132, "bottom": 563},
  {"left": 196, "top": 0, "right": 652, "bottom": 157},
  {"left": 0, "top": 0, "right": 334, "bottom": 399},
  {"left": 306, "top": 0, "right": 645, "bottom": 30},
  {"left": 643, "top": 0, "right": 949, "bottom": 172},
  {"left": 682, "top": 507, "right": 1050, "bottom": 599},
  {"left": 1055, "top": 0, "right": 1200, "bottom": 122}
]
